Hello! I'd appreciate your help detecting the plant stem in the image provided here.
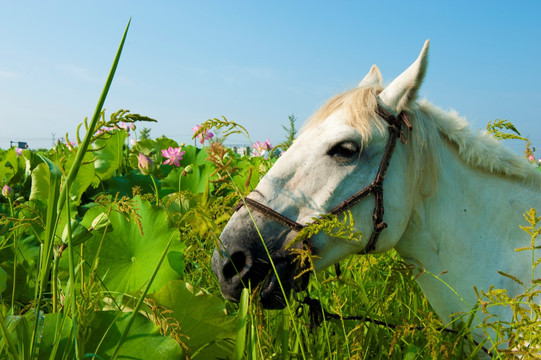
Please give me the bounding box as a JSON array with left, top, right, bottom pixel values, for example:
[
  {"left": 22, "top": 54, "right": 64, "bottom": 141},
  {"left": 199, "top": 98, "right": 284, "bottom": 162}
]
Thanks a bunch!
[
  {"left": 65, "top": 186, "right": 82, "bottom": 359},
  {"left": 150, "top": 174, "right": 159, "bottom": 205},
  {"left": 56, "top": 19, "right": 131, "bottom": 218},
  {"left": 234, "top": 287, "right": 249, "bottom": 360},
  {"left": 9, "top": 198, "right": 17, "bottom": 312},
  {"left": 29, "top": 19, "right": 131, "bottom": 359},
  {"left": 52, "top": 253, "right": 59, "bottom": 312}
]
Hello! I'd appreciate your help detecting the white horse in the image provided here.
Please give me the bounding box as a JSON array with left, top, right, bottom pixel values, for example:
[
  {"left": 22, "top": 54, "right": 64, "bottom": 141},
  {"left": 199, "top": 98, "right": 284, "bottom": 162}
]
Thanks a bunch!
[{"left": 212, "top": 40, "right": 541, "bottom": 350}]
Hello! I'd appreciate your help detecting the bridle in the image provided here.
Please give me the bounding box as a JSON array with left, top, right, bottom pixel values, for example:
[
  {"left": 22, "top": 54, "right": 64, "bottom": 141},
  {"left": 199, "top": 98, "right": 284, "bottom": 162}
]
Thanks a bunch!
[
  {"left": 234, "top": 102, "right": 412, "bottom": 254},
  {"left": 233, "top": 107, "right": 493, "bottom": 357}
]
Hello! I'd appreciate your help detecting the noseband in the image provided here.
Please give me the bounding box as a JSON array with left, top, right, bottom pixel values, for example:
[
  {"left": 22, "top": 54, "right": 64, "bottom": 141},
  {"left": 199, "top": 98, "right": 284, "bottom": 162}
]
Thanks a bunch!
[{"left": 234, "top": 103, "right": 411, "bottom": 254}]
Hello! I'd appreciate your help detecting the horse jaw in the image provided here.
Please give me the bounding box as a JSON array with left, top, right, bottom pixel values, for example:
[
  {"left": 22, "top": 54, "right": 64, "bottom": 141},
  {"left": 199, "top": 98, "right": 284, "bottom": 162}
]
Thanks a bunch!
[{"left": 378, "top": 39, "right": 430, "bottom": 113}]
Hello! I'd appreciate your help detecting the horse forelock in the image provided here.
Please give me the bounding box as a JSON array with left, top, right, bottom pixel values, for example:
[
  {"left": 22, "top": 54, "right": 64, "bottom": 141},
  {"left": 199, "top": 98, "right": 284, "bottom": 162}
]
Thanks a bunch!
[
  {"left": 302, "top": 85, "right": 440, "bottom": 197},
  {"left": 303, "top": 86, "right": 387, "bottom": 146},
  {"left": 301, "top": 85, "right": 541, "bottom": 196}
]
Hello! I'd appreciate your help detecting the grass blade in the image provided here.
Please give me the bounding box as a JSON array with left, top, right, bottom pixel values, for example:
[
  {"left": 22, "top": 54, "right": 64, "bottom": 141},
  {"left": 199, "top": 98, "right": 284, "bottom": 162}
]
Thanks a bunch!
[
  {"left": 56, "top": 18, "right": 131, "bottom": 217},
  {"left": 29, "top": 19, "right": 131, "bottom": 359},
  {"left": 29, "top": 155, "right": 62, "bottom": 357},
  {"left": 234, "top": 287, "right": 249, "bottom": 360}
]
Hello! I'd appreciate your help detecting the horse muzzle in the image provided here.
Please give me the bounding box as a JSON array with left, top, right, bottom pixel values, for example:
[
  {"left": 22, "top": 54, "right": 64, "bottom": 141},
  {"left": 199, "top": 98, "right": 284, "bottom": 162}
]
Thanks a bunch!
[{"left": 211, "top": 212, "right": 309, "bottom": 309}]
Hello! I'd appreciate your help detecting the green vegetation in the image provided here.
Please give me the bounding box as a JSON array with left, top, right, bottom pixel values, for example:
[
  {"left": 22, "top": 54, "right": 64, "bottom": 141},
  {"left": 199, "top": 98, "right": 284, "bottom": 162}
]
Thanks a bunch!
[
  {"left": 140, "top": 127, "right": 152, "bottom": 140},
  {"left": 0, "top": 23, "right": 539, "bottom": 359}
]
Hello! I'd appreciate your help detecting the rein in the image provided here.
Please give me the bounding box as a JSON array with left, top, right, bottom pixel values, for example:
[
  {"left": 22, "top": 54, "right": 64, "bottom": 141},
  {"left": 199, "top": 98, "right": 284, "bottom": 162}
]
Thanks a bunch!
[
  {"left": 295, "top": 293, "right": 494, "bottom": 357},
  {"left": 234, "top": 103, "right": 411, "bottom": 254}
]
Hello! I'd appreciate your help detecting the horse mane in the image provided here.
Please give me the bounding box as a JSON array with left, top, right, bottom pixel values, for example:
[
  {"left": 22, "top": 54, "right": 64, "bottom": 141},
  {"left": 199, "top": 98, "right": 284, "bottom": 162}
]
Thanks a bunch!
[{"left": 303, "top": 86, "right": 541, "bottom": 193}]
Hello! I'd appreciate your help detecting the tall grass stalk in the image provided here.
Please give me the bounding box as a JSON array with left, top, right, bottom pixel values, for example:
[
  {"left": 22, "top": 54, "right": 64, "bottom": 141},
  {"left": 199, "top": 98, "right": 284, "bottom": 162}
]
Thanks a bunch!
[
  {"left": 27, "top": 19, "right": 131, "bottom": 358},
  {"left": 56, "top": 19, "right": 130, "bottom": 217},
  {"left": 7, "top": 197, "right": 17, "bottom": 313},
  {"left": 29, "top": 155, "right": 61, "bottom": 356},
  {"left": 234, "top": 287, "right": 249, "bottom": 360},
  {"left": 64, "top": 184, "right": 82, "bottom": 358}
]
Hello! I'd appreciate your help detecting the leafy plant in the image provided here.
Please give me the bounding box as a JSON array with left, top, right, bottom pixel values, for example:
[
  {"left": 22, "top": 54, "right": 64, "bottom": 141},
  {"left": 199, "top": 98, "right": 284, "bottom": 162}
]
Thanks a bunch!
[
  {"left": 139, "top": 127, "right": 152, "bottom": 140},
  {"left": 1, "top": 24, "right": 540, "bottom": 360},
  {"left": 276, "top": 113, "right": 298, "bottom": 151}
]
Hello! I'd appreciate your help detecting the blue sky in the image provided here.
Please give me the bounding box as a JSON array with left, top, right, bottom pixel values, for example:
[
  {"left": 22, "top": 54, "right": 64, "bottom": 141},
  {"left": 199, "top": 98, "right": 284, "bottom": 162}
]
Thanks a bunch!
[{"left": 1, "top": 1, "right": 540, "bottom": 155}]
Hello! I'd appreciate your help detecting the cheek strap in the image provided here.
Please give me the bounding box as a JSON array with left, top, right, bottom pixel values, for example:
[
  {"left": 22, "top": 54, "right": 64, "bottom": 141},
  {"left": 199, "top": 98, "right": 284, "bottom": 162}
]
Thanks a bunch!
[{"left": 234, "top": 105, "right": 411, "bottom": 254}]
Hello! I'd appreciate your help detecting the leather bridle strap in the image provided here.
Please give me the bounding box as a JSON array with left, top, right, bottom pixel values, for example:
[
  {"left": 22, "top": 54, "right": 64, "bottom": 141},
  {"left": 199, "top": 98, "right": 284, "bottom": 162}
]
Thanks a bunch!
[
  {"left": 234, "top": 197, "right": 305, "bottom": 232},
  {"left": 336, "top": 106, "right": 410, "bottom": 253},
  {"left": 233, "top": 103, "right": 411, "bottom": 254}
]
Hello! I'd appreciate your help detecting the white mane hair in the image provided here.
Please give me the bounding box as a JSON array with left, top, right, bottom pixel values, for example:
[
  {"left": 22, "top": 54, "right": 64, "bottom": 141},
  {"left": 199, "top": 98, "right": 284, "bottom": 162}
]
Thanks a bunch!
[{"left": 303, "top": 85, "right": 541, "bottom": 195}]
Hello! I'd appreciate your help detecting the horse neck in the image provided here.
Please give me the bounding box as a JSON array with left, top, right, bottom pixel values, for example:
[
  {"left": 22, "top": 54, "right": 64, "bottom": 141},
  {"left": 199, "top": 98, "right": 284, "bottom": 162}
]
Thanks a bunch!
[{"left": 395, "top": 140, "right": 540, "bottom": 322}]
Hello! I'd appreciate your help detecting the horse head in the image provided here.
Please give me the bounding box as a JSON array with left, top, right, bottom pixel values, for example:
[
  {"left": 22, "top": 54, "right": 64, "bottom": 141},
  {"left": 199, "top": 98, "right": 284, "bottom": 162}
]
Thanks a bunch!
[{"left": 212, "top": 40, "right": 430, "bottom": 308}]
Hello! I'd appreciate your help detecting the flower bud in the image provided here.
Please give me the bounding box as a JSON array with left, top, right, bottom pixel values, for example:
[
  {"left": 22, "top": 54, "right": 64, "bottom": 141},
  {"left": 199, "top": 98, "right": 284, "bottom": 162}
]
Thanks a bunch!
[
  {"left": 89, "top": 213, "right": 112, "bottom": 233},
  {"left": 62, "top": 219, "right": 93, "bottom": 246},
  {"left": 182, "top": 165, "right": 194, "bottom": 177},
  {"left": 2, "top": 185, "right": 13, "bottom": 200},
  {"left": 138, "top": 153, "right": 154, "bottom": 175}
]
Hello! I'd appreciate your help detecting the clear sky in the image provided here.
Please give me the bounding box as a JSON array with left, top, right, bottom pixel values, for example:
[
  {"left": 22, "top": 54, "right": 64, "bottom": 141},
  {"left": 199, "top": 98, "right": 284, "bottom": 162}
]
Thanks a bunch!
[{"left": 1, "top": 1, "right": 540, "bottom": 155}]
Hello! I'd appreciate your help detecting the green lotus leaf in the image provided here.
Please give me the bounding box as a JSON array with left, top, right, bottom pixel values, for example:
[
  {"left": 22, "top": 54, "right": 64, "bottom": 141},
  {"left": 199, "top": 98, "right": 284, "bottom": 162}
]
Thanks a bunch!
[
  {"left": 154, "top": 136, "right": 180, "bottom": 153},
  {"left": 178, "top": 145, "right": 209, "bottom": 167},
  {"left": 129, "top": 137, "right": 179, "bottom": 167},
  {"left": 0, "top": 266, "right": 6, "bottom": 294},
  {"left": 108, "top": 169, "right": 155, "bottom": 198},
  {"left": 28, "top": 162, "right": 49, "bottom": 207},
  {"left": 0, "top": 153, "right": 15, "bottom": 185},
  {"left": 0, "top": 235, "right": 41, "bottom": 304},
  {"left": 131, "top": 138, "right": 156, "bottom": 157},
  {"left": 150, "top": 280, "right": 236, "bottom": 359},
  {"left": 5, "top": 310, "right": 37, "bottom": 360},
  {"left": 161, "top": 165, "right": 215, "bottom": 194},
  {"left": 63, "top": 152, "right": 95, "bottom": 205},
  {"left": 29, "top": 160, "right": 76, "bottom": 244},
  {"left": 39, "top": 311, "right": 182, "bottom": 359},
  {"left": 160, "top": 145, "right": 216, "bottom": 194},
  {"left": 82, "top": 196, "right": 184, "bottom": 294},
  {"left": 29, "top": 153, "right": 94, "bottom": 207},
  {"left": 94, "top": 131, "right": 128, "bottom": 181},
  {"left": 230, "top": 156, "right": 264, "bottom": 193}
]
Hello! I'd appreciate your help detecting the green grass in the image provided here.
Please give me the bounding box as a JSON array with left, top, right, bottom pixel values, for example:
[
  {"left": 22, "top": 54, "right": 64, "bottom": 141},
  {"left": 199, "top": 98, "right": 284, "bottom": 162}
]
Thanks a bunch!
[{"left": 0, "top": 21, "right": 539, "bottom": 360}]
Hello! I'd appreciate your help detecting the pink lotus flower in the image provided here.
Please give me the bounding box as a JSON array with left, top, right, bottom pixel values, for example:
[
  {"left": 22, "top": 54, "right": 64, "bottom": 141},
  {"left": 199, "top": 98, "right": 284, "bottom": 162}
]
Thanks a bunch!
[
  {"left": 528, "top": 154, "right": 535, "bottom": 162},
  {"left": 138, "top": 153, "right": 154, "bottom": 175},
  {"left": 252, "top": 139, "right": 273, "bottom": 157},
  {"left": 161, "top": 146, "right": 185, "bottom": 167},
  {"left": 118, "top": 122, "right": 134, "bottom": 131},
  {"left": 15, "top": 148, "right": 23, "bottom": 157},
  {"left": 192, "top": 124, "right": 214, "bottom": 144}
]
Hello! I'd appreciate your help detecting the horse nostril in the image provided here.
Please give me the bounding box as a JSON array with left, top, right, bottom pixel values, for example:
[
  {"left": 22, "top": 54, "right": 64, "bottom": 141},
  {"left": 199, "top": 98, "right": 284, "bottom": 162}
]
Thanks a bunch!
[{"left": 222, "top": 251, "right": 248, "bottom": 280}]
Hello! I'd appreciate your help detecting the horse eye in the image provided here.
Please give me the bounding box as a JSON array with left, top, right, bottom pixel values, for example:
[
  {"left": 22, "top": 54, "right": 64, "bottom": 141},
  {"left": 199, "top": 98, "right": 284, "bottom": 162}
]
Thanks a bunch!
[{"left": 328, "top": 141, "right": 360, "bottom": 160}]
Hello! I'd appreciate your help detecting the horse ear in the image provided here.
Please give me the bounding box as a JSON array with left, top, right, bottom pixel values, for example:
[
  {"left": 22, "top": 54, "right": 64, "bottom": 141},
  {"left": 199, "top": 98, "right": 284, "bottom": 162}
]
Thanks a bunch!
[
  {"left": 379, "top": 40, "right": 430, "bottom": 112},
  {"left": 358, "top": 65, "right": 383, "bottom": 87}
]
